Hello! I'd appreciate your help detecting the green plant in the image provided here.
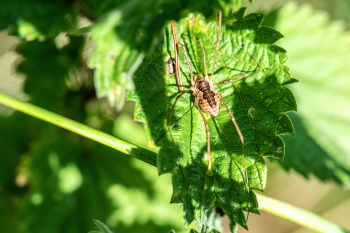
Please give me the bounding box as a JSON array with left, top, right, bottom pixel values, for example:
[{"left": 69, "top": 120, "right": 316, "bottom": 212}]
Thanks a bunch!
[
  {"left": 129, "top": 10, "right": 296, "bottom": 231},
  {"left": 0, "top": 0, "right": 349, "bottom": 233}
]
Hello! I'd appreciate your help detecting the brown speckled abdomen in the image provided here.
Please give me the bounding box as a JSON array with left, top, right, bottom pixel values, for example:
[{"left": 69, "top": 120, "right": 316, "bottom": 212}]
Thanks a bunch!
[{"left": 194, "top": 79, "right": 220, "bottom": 116}]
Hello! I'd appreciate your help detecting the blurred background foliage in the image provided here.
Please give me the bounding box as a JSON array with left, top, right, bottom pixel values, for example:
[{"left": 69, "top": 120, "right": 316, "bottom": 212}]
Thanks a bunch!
[{"left": 0, "top": 0, "right": 350, "bottom": 233}]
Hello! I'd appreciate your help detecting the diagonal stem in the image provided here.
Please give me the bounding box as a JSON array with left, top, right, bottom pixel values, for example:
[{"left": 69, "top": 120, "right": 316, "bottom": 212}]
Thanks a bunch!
[
  {"left": 0, "top": 92, "right": 157, "bottom": 166},
  {"left": 1, "top": 93, "right": 348, "bottom": 233}
]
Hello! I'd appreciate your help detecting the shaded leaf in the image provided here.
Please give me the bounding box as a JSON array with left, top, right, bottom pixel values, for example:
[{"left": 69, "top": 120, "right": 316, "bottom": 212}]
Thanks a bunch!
[
  {"left": 0, "top": 0, "right": 77, "bottom": 39},
  {"left": 15, "top": 36, "right": 84, "bottom": 111}
]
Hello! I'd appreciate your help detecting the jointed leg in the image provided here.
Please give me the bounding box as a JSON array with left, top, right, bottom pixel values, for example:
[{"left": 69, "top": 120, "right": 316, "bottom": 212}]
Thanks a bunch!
[
  {"left": 210, "top": 11, "right": 222, "bottom": 81},
  {"left": 214, "top": 73, "right": 251, "bottom": 86},
  {"left": 157, "top": 23, "right": 194, "bottom": 144},
  {"left": 198, "top": 39, "right": 208, "bottom": 78},
  {"left": 171, "top": 21, "right": 183, "bottom": 92},
  {"left": 215, "top": 53, "right": 261, "bottom": 87},
  {"left": 178, "top": 42, "right": 194, "bottom": 84},
  {"left": 221, "top": 98, "right": 251, "bottom": 215},
  {"left": 196, "top": 104, "right": 212, "bottom": 171},
  {"left": 167, "top": 89, "right": 191, "bottom": 126},
  {"left": 155, "top": 93, "right": 194, "bottom": 144},
  {"left": 222, "top": 99, "right": 244, "bottom": 147}
]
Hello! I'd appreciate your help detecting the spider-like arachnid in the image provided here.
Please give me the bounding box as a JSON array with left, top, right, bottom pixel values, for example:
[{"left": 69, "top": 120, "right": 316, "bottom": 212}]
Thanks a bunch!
[
  {"left": 135, "top": 9, "right": 294, "bottom": 230},
  {"left": 165, "top": 11, "right": 260, "bottom": 175},
  {"left": 156, "top": 13, "right": 262, "bottom": 225}
]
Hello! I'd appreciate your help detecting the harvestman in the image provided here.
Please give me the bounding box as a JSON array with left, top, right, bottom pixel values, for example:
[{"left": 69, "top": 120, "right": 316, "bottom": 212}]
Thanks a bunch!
[{"left": 165, "top": 12, "right": 259, "bottom": 216}]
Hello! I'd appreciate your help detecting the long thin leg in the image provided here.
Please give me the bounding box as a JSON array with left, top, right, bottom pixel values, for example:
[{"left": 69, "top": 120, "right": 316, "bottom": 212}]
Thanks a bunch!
[
  {"left": 179, "top": 42, "right": 194, "bottom": 85},
  {"left": 167, "top": 22, "right": 196, "bottom": 144},
  {"left": 156, "top": 100, "right": 195, "bottom": 144},
  {"left": 214, "top": 54, "right": 261, "bottom": 86},
  {"left": 221, "top": 98, "right": 251, "bottom": 217},
  {"left": 214, "top": 73, "right": 251, "bottom": 86},
  {"left": 195, "top": 103, "right": 212, "bottom": 170},
  {"left": 171, "top": 21, "right": 183, "bottom": 92},
  {"left": 167, "top": 89, "right": 191, "bottom": 126},
  {"left": 215, "top": 53, "right": 261, "bottom": 86},
  {"left": 222, "top": 99, "right": 244, "bottom": 146},
  {"left": 198, "top": 39, "right": 208, "bottom": 78},
  {"left": 197, "top": 36, "right": 212, "bottom": 169},
  {"left": 210, "top": 11, "right": 222, "bottom": 81}
]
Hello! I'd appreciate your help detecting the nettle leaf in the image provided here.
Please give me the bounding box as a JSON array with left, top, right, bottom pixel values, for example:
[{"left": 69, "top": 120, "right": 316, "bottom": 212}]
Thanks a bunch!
[
  {"left": 263, "top": 3, "right": 350, "bottom": 187},
  {"left": 15, "top": 36, "right": 84, "bottom": 111},
  {"left": 128, "top": 8, "right": 296, "bottom": 232},
  {"left": 88, "top": 0, "right": 244, "bottom": 110},
  {"left": 0, "top": 0, "right": 77, "bottom": 40},
  {"left": 89, "top": 219, "right": 113, "bottom": 233},
  {"left": 88, "top": 4, "right": 146, "bottom": 111}
]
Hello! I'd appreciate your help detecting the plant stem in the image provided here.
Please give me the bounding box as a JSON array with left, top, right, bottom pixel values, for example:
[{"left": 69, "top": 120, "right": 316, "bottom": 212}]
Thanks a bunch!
[
  {"left": 0, "top": 92, "right": 157, "bottom": 167},
  {"left": 257, "top": 193, "right": 349, "bottom": 233},
  {"left": 1, "top": 92, "right": 349, "bottom": 233}
]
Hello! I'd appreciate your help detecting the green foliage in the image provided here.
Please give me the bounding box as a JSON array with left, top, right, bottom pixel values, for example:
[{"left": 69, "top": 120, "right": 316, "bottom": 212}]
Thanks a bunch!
[
  {"left": 3, "top": 0, "right": 349, "bottom": 233},
  {"left": 1, "top": 0, "right": 245, "bottom": 111},
  {"left": 0, "top": 0, "right": 77, "bottom": 39},
  {"left": 263, "top": 3, "right": 350, "bottom": 187},
  {"left": 87, "top": 0, "right": 244, "bottom": 109},
  {"left": 15, "top": 36, "right": 84, "bottom": 111},
  {"left": 89, "top": 219, "right": 113, "bottom": 233},
  {"left": 129, "top": 9, "right": 296, "bottom": 232},
  {"left": 0, "top": 108, "right": 182, "bottom": 233}
]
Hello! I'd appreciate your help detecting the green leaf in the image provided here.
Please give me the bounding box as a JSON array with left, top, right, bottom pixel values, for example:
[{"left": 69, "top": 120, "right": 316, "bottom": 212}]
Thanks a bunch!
[
  {"left": 15, "top": 36, "right": 84, "bottom": 111},
  {"left": 88, "top": 3, "right": 146, "bottom": 110},
  {"left": 129, "top": 9, "right": 296, "bottom": 232},
  {"left": 87, "top": 0, "right": 244, "bottom": 110},
  {"left": 0, "top": 0, "right": 77, "bottom": 39},
  {"left": 0, "top": 109, "right": 180, "bottom": 232},
  {"left": 263, "top": 3, "right": 350, "bottom": 187},
  {"left": 89, "top": 219, "right": 113, "bottom": 233}
]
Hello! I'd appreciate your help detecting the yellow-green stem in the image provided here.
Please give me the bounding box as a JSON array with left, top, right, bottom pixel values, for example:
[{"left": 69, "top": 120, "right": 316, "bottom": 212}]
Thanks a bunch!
[{"left": 0, "top": 92, "right": 157, "bottom": 166}]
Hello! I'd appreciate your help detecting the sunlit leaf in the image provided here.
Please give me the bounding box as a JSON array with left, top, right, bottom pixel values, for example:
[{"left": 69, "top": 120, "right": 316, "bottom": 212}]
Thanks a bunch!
[
  {"left": 129, "top": 8, "right": 296, "bottom": 232},
  {"left": 88, "top": 0, "right": 245, "bottom": 110},
  {"left": 264, "top": 3, "right": 350, "bottom": 187}
]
